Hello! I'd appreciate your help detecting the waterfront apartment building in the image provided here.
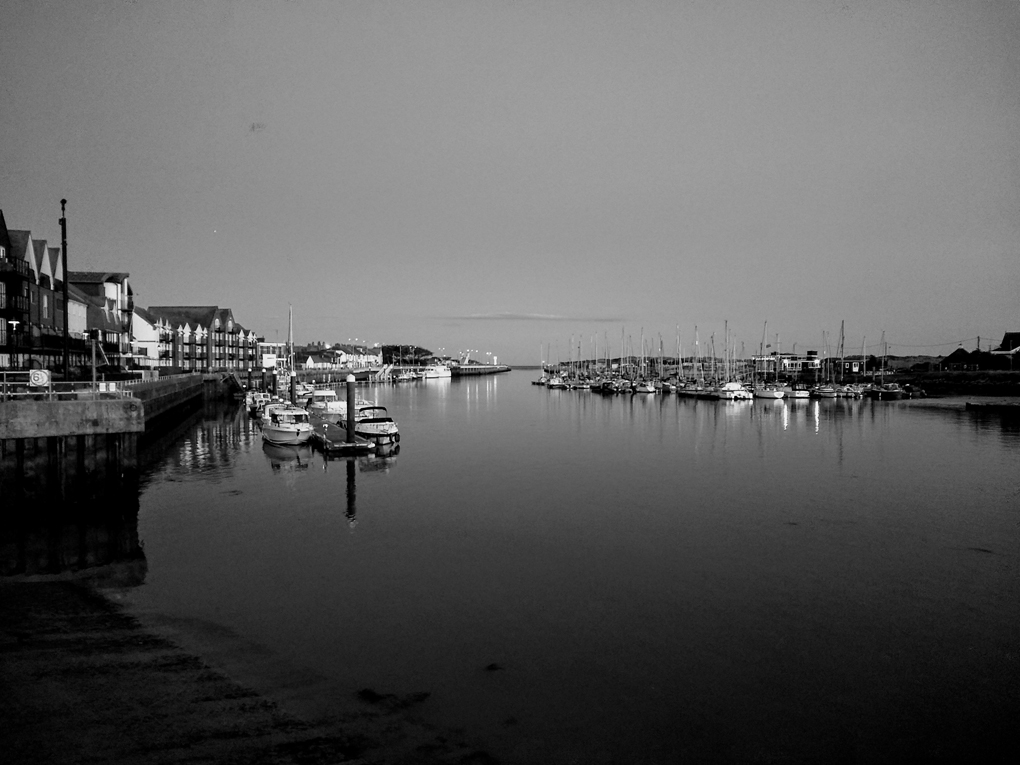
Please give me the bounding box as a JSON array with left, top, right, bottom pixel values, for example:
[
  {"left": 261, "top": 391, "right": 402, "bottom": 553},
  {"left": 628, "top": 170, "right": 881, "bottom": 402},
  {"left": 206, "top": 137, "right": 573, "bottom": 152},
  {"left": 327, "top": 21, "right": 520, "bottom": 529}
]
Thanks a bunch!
[
  {"left": 1, "top": 210, "right": 99, "bottom": 371},
  {"left": 146, "top": 306, "right": 259, "bottom": 373}
]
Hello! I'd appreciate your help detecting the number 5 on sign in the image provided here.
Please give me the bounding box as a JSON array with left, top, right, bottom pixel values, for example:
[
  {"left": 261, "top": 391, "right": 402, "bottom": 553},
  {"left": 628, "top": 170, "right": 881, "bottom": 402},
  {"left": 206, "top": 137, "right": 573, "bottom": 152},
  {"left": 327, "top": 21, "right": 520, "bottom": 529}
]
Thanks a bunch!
[{"left": 29, "top": 369, "right": 51, "bottom": 387}]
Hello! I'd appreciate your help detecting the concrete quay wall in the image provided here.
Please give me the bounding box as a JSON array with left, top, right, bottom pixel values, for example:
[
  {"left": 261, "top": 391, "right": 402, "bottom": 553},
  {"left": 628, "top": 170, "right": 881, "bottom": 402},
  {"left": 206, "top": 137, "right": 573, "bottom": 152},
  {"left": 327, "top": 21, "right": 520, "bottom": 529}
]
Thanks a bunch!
[
  {"left": 0, "top": 398, "right": 145, "bottom": 440},
  {"left": 127, "top": 374, "right": 206, "bottom": 422}
]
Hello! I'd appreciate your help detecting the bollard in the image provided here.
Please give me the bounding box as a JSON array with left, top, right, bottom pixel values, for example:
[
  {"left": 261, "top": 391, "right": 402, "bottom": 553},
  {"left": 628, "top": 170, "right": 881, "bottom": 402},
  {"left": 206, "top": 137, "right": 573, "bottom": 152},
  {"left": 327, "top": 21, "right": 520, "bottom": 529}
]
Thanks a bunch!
[{"left": 346, "top": 374, "right": 356, "bottom": 443}]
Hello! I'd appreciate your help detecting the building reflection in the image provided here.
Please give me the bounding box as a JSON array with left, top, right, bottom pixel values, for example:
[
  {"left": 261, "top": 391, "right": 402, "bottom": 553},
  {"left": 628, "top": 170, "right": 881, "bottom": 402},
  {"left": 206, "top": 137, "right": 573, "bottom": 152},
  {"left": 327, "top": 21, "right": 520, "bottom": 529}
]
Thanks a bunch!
[
  {"left": 0, "top": 433, "right": 145, "bottom": 583},
  {"left": 0, "top": 400, "right": 251, "bottom": 582}
]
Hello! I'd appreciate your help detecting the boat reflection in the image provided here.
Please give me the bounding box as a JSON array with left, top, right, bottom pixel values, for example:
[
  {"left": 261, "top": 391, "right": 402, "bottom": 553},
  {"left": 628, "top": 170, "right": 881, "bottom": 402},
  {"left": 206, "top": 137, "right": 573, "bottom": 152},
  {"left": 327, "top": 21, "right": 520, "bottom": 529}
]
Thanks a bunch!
[{"left": 262, "top": 442, "right": 313, "bottom": 471}]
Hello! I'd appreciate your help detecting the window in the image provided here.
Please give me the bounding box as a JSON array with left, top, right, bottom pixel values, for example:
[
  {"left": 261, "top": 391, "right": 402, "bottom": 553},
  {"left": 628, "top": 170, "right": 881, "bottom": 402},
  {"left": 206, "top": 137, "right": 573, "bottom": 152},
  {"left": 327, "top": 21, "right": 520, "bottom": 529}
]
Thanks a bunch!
[
  {"left": 43, "top": 294, "right": 49, "bottom": 319},
  {"left": 0, "top": 282, "right": 5, "bottom": 308}
]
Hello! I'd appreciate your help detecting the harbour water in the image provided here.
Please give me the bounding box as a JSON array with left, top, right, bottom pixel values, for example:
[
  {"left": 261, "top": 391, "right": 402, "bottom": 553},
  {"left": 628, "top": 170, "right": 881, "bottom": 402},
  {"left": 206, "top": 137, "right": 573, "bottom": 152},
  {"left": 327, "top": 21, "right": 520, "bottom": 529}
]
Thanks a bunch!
[{"left": 116, "top": 373, "right": 1017, "bottom": 762}]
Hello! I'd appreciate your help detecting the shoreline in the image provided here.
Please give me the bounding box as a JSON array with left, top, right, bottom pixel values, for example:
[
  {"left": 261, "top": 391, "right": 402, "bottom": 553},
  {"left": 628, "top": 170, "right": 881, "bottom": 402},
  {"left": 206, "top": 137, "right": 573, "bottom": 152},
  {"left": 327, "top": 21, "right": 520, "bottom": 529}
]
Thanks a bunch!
[{"left": 1, "top": 579, "right": 496, "bottom": 765}]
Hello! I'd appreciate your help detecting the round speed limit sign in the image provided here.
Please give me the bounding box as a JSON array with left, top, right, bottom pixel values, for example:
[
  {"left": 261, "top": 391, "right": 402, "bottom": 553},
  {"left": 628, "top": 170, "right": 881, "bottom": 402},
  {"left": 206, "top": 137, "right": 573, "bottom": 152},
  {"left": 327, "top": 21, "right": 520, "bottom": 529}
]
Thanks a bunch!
[{"left": 29, "top": 369, "right": 51, "bottom": 387}]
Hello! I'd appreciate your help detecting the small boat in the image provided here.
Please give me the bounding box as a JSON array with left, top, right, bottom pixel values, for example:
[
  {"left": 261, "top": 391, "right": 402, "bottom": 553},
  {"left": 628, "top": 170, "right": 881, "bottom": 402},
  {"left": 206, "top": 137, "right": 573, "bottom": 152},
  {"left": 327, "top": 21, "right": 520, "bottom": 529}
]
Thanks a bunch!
[
  {"left": 261, "top": 403, "right": 314, "bottom": 445},
  {"left": 810, "top": 385, "right": 838, "bottom": 398},
  {"left": 546, "top": 375, "right": 568, "bottom": 390},
  {"left": 753, "top": 385, "right": 786, "bottom": 399},
  {"left": 633, "top": 380, "right": 656, "bottom": 394}
]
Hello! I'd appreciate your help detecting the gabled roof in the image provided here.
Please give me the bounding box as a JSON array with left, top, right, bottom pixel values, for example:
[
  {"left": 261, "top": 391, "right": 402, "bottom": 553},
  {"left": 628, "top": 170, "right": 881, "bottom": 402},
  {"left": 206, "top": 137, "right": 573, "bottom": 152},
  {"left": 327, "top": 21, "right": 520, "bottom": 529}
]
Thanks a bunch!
[
  {"left": 32, "top": 240, "right": 50, "bottom": 278},
  {"left": 48, "top": 247, "right": 63, "bottom": 281},
  {"left": 8, "top": 230, "right": 33, "bottom": 265}
]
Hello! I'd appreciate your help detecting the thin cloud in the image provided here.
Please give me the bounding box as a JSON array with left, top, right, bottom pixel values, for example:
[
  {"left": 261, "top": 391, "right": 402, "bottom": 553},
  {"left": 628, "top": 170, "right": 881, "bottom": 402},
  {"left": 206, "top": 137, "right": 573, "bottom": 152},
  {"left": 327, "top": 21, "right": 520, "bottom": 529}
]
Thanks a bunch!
[{"left": 449, "top": 312, "right": 625, "bottom": 323}]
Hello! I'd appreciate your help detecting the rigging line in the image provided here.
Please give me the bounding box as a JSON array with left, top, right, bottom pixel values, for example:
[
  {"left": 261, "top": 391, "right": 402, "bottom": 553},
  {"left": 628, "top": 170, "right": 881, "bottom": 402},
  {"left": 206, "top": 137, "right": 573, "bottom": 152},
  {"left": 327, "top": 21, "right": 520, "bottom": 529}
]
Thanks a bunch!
[{"left": 882, "top": 337, "right": 982, "bottom": 349}]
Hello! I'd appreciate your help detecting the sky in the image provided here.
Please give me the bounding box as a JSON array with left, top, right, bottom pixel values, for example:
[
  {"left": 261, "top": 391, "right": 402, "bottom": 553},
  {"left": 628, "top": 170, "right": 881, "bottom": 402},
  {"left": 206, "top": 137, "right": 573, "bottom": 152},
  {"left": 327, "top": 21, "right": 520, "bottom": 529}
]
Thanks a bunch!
[{"left": 2, "top": 0, "right": 1018, "bottom": 365}]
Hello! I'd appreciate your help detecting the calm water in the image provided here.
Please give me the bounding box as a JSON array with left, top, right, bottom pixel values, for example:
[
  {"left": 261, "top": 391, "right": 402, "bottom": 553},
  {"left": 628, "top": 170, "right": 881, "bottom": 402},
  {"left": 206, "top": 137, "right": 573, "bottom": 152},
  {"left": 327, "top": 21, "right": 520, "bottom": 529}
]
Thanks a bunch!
[{"left": 126, "top": 373, "right": 1019, "bottom": 763}]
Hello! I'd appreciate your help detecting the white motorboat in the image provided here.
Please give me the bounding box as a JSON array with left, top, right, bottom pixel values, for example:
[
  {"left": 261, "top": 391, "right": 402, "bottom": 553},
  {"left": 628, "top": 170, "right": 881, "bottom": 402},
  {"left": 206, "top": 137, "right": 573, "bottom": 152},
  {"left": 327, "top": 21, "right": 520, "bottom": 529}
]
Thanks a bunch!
[
  {"left": 781, "top": 384, "right": 811, "bottom": 399},
  {"left": 718, "top": 381, "right": 753, "bottom": 400},
  {"left": 348, "top": 405, "right": 400, "bottom": 444},
  {"left": 422, "top": 363, "right": 452, "bottom": 379},
  {"left": 261, "top": 403, "right": 314, "bottom": 445},
  {"left": 303, "top": 388, "right": 372, "bottom": 415}
]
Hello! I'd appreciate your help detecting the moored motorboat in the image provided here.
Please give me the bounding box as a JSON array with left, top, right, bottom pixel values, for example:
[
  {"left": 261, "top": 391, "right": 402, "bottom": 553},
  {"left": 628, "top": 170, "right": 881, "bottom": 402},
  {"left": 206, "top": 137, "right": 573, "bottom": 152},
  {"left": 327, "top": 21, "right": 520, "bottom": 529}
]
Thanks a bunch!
[
  {"left": 718, "top": 381, "right": 753, "bottom": 400},
  {"left": 753, "top": 385, "right": 786, "bottom": 399},
  {"left": 347, "top": 405, "right": 400, "bottom": 444},
  {"left": 261, "top": 403, "right": 314, "bottom": 445},
  {"left": 422, "top": 363, "right": 452, "bottom": 379}
]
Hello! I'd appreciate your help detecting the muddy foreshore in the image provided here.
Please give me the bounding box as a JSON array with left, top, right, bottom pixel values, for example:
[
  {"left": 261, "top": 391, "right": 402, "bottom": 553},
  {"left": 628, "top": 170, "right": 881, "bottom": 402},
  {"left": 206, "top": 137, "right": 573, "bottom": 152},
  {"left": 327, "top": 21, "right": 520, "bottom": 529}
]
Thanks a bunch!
[{"left": 1, "top": 580, "right": 497, "bottom": 765}]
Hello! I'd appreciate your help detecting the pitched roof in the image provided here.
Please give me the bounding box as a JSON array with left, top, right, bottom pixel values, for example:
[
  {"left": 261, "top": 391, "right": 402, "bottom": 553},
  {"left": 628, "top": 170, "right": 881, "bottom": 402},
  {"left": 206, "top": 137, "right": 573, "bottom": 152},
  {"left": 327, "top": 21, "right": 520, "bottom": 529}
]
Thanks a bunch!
[
  {"left": 32, "top": 240, "right": 49, "bottom": 276},
  {"left": 134, "top": 306, "right": 158, "bottom": 326},
  {"left": 147, "top": 306, "right": 219, "bottom": 329},
  {"left": 68, "top": 271, "right": 130, "bottom": 284},
  {"left": 0, "top": 209, "right": 12, "bottom": 252},
  {"left": 67, "top": 284, "right": 92, "bottom": 305},
  {"left": 48, "top": 247, "right": 63, "bottom": 281},
  {"left": 8, "top": 230, "right": 32, "bottom": 262},
  {"left": 996, "top": 332, "right": 1020, "bottom": 353}
]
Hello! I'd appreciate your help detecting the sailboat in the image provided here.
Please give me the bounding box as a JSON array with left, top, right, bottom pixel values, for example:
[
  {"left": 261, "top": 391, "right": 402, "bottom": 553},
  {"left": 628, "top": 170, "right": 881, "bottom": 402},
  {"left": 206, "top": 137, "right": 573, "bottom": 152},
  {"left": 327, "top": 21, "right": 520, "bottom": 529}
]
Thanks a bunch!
[
  {"left": 753, "top": 321, "right": 785, "bottom": 399},
  {"left": 262, "top": 305, "right": 313, "bottom": 445}
]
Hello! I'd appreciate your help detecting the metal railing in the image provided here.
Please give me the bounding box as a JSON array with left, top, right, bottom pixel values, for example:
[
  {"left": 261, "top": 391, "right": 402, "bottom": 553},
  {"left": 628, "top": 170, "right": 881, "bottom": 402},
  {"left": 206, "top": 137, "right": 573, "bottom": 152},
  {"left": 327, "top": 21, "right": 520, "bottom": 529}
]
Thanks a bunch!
[{"left": 0, "top": 371, "right": 138, "bottom": 402}]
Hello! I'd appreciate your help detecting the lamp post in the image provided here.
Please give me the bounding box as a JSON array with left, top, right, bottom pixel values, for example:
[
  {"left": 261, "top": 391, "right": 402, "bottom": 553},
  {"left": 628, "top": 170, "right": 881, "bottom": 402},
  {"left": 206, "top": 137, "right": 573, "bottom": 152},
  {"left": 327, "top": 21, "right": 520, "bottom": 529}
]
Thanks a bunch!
[{"left": 60, "top": 199, "right": 70, "bottom": 379}]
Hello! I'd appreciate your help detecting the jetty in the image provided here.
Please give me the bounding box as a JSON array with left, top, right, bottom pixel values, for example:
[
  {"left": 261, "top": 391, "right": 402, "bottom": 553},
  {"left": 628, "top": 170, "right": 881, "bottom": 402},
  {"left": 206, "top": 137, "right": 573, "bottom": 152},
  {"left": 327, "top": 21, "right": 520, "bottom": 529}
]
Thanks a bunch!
[{"left": 308, "top": 412, "right": 375, "bottom": 455}]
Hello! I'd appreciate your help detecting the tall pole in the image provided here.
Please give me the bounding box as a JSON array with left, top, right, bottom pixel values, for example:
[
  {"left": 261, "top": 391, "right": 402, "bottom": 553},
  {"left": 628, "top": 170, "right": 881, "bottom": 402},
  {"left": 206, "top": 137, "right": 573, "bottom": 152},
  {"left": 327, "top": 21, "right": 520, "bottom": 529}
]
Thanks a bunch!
[{"left": 60, "top": 199, "right": 70, "bottom": 378}]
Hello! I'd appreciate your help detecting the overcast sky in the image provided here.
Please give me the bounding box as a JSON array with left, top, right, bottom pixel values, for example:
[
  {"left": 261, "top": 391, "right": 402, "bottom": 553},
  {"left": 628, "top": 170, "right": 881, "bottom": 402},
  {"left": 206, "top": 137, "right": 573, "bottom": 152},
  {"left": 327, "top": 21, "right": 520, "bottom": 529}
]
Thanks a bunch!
[{"left": 3, "top": 0, "right": 1018, "bottom": 364}]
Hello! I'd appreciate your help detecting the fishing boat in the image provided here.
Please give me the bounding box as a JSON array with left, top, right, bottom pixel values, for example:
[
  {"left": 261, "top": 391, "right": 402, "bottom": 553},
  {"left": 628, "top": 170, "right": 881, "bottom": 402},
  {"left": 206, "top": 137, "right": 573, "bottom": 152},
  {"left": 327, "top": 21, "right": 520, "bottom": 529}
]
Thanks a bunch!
[{"left": 261, "top": 403, "right": 314, "bottom": 445}]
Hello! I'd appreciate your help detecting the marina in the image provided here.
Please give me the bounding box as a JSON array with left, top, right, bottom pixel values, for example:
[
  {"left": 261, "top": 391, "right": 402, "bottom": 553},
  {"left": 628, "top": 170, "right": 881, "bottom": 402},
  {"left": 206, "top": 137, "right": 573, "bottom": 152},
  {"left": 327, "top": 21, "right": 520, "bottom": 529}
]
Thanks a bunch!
[{"left": 47, "top": 369, "right": 1013, "bottom": 764}]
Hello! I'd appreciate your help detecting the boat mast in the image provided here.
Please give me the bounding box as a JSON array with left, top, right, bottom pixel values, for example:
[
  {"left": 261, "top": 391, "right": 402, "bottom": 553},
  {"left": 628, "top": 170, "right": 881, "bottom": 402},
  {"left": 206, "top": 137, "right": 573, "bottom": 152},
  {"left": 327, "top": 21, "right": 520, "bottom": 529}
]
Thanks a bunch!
[{"left": 288, "top": 304, "right": 296, "bottom": 404}]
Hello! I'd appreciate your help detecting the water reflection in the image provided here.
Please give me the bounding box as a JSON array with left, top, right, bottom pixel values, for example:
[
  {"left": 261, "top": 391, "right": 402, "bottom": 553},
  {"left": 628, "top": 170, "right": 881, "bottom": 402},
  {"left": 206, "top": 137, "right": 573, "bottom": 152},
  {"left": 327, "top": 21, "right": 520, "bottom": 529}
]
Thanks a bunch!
[{"left": 263, "top": 442, "right": 313, "bottom": 471}]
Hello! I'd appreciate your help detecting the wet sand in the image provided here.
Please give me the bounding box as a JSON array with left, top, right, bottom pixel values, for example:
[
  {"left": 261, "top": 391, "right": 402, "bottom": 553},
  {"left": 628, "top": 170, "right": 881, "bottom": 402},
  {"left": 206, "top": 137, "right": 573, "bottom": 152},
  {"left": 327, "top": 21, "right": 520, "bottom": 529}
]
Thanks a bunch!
[{"left": 1, "top": 580, "right": 496, "bottom": 764}]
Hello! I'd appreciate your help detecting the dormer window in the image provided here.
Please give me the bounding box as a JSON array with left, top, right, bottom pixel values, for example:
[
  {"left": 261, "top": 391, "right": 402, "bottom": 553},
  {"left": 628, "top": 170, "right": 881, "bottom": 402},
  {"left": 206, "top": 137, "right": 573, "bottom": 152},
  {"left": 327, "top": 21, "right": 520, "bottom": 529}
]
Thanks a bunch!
[{"left": 214, "top": 318, "right": 220, "bottom": 329}]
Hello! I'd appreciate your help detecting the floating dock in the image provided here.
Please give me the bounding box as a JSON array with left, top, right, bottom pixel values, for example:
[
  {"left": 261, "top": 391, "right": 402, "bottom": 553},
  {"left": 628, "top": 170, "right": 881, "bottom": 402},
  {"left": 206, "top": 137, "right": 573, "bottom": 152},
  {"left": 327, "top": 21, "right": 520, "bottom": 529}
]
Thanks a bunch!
[{"left": 308, "top": 413, "right": 375, "bottom": 455}]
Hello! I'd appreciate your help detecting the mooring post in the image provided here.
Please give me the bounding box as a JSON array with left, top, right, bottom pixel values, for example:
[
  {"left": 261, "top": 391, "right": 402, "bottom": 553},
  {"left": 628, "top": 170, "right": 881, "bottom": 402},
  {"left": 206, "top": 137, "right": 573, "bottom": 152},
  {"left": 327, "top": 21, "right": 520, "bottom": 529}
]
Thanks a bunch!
[{"left": 345, "top": 374, "right": 356, "bottom": 443}]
